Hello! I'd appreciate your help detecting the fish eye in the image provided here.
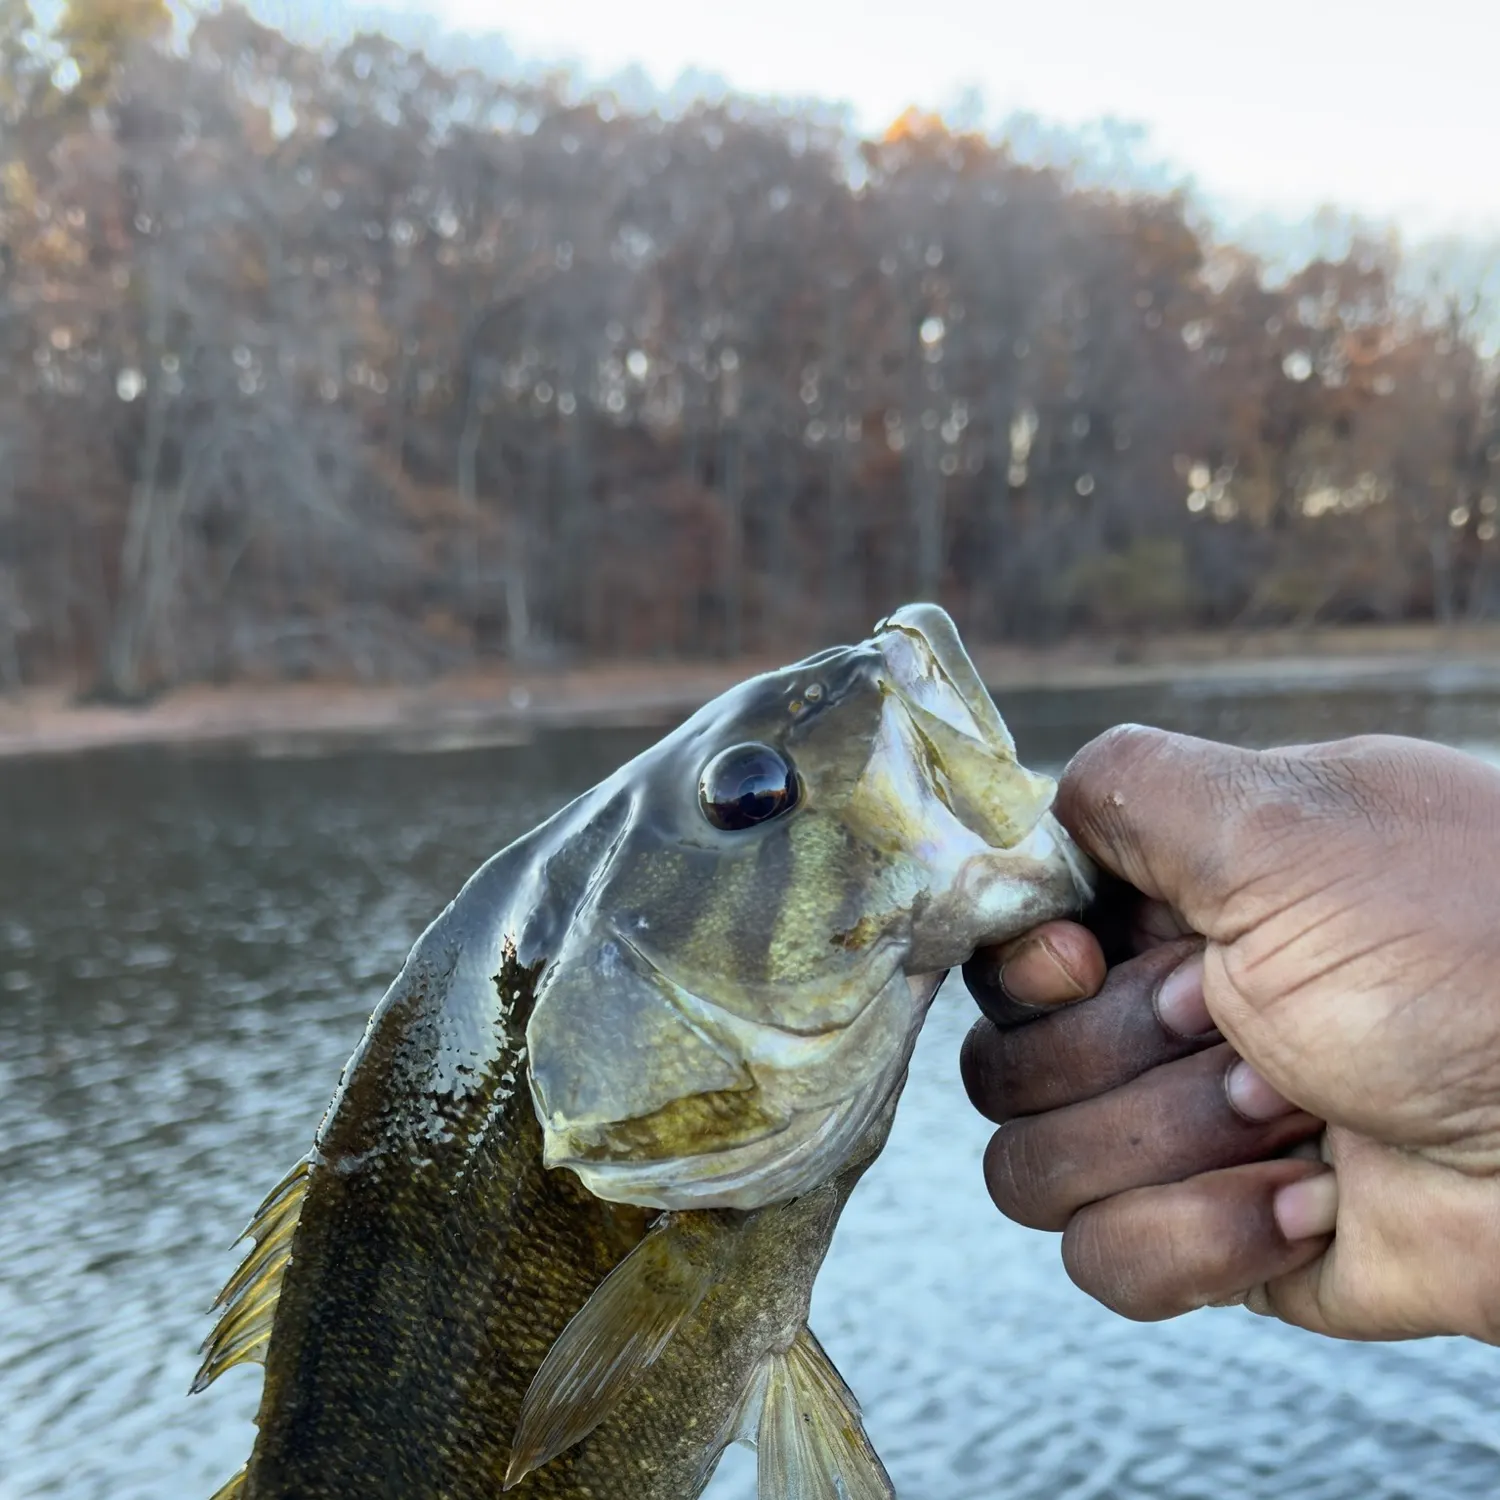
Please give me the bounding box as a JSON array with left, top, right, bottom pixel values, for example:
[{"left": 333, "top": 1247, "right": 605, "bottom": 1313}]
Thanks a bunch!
[{"left": 698, "top": 743, "right": 799, "bottom": 831}]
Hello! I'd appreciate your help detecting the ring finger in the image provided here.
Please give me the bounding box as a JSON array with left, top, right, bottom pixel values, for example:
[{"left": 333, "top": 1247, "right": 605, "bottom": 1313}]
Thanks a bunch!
[{"left": 982, "top": 1042, "right": 1324, "bottom": 1231}]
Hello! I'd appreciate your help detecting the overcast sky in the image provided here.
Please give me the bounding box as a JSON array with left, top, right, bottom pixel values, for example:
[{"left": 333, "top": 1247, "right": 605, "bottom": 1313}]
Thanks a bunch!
[{"left": 417, "top": 0, "right": 1498, "bottom": 237}]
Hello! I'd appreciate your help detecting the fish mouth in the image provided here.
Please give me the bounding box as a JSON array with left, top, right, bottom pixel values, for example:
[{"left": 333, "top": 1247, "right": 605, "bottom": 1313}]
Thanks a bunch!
[
  {"left": 875, "top": 603, "right": 1021, "bottom": 761},
  {"left": 872, "top": 604, "right": 1060, "bottom": 855},
  {"left": 870, "top": 603, "right": 1095, "bottom": 949}
]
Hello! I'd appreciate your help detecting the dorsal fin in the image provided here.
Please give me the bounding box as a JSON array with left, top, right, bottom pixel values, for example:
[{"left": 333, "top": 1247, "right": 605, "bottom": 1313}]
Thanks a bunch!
[
  {"left": 502, "top": 1211, "right": 732, "bottom": 1489},
  {"left": 191, "top": 1158, "right": 310, "bottom": 1397},
  {"left": 756, "top": 1327, "right": 895, "bottom": 1500}
]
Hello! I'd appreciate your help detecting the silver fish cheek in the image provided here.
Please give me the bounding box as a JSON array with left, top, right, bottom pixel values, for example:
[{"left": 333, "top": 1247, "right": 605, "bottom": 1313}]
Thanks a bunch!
[
  {"left": 584, "top": 978, "right": 940, "bottom": 1212},
  {"left": 525, "top": 958, "right": 928, "bottom": 1211}
]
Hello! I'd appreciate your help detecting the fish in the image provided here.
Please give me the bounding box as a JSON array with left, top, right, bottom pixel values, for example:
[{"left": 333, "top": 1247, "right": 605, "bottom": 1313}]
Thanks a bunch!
[{"left": 195, "top": 603, "right": 1094, "bottom": 1500}]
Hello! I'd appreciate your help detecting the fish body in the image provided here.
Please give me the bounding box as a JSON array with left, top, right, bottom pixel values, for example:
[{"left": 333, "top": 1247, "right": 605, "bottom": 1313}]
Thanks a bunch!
[{"left": 198, "top": 605, "right": 1093, "bottom": 1499}]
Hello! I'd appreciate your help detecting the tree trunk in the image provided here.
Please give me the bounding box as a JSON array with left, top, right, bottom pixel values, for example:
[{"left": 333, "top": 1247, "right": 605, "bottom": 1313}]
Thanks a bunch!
[
  {"left": 501, "top": 545, "right": 530, "bottom": 659},
  {"left": 764, "top": 435, "right": 795, "bottom": 648},
  {"left": 0, "top": 568, "right": 20, "bottom": 693},
  {"left": 100, "top": 261, "right": 172, "bottom": 700},
  {"left": 720, "top": 423, "right": 744, "bottom": 657},
  {"left": 456, "top": 388, "right": 483, "bottom": 635},
  {"left": 504, "top": 434, "right": 543, "bottom": 661},
  {"left": 391, "top": 340, "right": 414, "bottom": 474},
  {"left": 1464, "top": 531, "right": 1498, "bottom": 621},
  {"left": 558, "top": 368, "right": 592, "bottom": 649},
  {"left": 826, "top": 433, "right": 852, "bottom": 638},
  {"left": 905, "top": 298, "right": 944, "bottom": 606},
  {"left": 451, "top": 271, "right": 552, "bottom": 649},
  {"left": 911, "top": 428, "right": 944, "bottom": 603},
  {"left": 1430, "top": 523, "right": 1456, "bottom": 625},
  {"left": 822, "top": 284, "right": 852, "bottom": 639},
  {"left": 0, "top": 436, "right": 19, "bottom": 692}
]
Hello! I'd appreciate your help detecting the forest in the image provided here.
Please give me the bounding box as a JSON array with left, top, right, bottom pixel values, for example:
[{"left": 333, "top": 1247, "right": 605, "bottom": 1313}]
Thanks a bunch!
[{"left": 1, "top": 0, "right": 1497, "bottom": 697}]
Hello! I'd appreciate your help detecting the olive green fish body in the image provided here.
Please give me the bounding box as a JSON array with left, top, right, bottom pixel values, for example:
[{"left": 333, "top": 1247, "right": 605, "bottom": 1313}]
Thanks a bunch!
[
  {"left": 238, "top": 945, "right": 652, "bottom": 1497},
  {"left": 225, "top": 940, "right": 883, "bottom": 1499}
]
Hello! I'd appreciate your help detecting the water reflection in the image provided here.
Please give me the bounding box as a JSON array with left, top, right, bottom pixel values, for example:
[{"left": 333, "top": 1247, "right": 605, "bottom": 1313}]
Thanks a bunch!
[{"left": 2, "top": 690, "right": 1499, "bottom": 1498}]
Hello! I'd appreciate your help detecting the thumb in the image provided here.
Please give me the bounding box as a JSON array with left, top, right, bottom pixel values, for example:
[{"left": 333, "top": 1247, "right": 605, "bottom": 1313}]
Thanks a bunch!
[{"left": 1053, "top": 725, "right": 1285, "bottom": 941}]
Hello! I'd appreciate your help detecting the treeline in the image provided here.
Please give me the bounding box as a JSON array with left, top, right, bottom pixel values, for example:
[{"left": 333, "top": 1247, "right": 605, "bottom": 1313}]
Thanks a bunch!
[{"left": 1, "top": 2, "right": 1497, "bottom": 695}]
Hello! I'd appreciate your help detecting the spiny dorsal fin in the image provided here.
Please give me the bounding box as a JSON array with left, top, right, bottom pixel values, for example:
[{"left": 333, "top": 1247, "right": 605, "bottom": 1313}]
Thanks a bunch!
[
  {"left": 756, "top": 1327, "right": 895, "bottom": 1500},
  {"left": 503, "top": 1211, "right": 732, "bottom": 1489},
  {"left": 191, "top": 1158, "right": 310, "bottom": 1396},
  {"left": 207, "top": 1467, "right": 246, "bottom": 1500}
]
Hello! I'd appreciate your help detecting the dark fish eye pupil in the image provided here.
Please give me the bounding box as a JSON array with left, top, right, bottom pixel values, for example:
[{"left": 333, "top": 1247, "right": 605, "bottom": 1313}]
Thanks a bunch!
[{"left": 698, "top": 744, "right": 798, "bottom": 831}]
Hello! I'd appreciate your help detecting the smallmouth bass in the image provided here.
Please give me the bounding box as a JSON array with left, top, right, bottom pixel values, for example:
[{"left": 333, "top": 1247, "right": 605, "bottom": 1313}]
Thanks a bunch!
[{"left": 196, "top": 604, "right": 1093, "bottom": 1498}]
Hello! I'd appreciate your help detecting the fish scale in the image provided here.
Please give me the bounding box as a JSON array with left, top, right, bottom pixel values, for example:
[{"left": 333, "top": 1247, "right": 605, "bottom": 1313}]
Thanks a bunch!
[{"left": 211, "top": 948, "right": 881, "bottom": 1498}]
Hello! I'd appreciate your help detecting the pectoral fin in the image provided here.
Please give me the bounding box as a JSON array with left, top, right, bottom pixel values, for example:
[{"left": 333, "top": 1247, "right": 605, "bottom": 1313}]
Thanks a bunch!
[
  {"left": 191, "top": 1158, "right": 310, "bottom": 1395},
  {"left": 206, "top": 1469, "right": 245, "bottom": 1500},
  {"left": 756, "top": 1327, "right": 895, "bottom": 1500},
  {"left": 503, "top": 1211, "right": 732, "bottom": 1488}
]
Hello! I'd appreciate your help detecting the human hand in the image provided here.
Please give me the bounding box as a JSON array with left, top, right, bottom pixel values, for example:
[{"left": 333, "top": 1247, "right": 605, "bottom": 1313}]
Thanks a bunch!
[{"left": 961, "top": 727, "right": 1500, "bottom": 1343}]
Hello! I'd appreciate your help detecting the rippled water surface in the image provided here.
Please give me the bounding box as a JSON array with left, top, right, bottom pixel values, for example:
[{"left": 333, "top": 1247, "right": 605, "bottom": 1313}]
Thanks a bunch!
[{"left": 3, "top": 683, "right": 1500, "bottom": 1499}]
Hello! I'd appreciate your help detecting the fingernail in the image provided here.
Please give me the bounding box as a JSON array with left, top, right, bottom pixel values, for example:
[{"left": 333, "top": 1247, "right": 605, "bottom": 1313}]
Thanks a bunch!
[
  {"left": 1274, "top": 1171, "right": 1338, "bottom": 1240},
  {"left": 1225, "top": 1058, "right": 1297, "bottom": 1120},
  {"left": 997, "top": 937, "right": 1082, "bottom": 1006},
  {"left": 1155, "top": 954, "right": 1213, "bottom": 1036},
  {"left": 994, "top": 956, "right": 1026, "bottom": 1004},
  {"left": 1034, "top": 937, "right": 1089, "bottom": 1000}
]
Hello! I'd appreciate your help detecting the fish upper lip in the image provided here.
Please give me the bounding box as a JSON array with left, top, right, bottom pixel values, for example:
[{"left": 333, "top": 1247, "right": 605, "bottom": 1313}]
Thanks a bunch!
[
  {"left": 872, "top": 605, "right": 1060, "bottom": 853},
  {"left": 873, "top": 607, "right": 1012, "bottom": 755}
]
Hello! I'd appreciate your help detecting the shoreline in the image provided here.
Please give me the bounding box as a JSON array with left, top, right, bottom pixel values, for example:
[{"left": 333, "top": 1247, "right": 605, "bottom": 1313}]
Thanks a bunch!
[{"left": 3, "top": 624, "right": 1500, "bottom": 761}]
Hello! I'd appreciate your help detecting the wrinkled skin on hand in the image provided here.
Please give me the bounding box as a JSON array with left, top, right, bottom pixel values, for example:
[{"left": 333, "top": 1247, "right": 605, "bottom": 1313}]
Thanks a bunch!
[{"left": 961, "top": 727, "right": 1500, "bottom": 1345}]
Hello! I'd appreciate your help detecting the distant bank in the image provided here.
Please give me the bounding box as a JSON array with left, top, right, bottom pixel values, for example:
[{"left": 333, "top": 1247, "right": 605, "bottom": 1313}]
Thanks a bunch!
[{"left": 3, "top": 625, "right": 1499, "bottom": 761}]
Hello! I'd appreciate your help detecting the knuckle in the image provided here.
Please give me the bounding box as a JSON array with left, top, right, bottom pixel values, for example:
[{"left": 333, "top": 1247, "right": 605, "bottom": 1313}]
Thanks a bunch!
[
  {"left": 1253, "top": 735, "right": 1443, "bottom": 834},
  {"left": 983, "top": 1121, "right": 1071, "bottom": 1231},
  {"left": 1061, "top": 1166, "right": 1338, "bottom": 1326},
  {"left": 959, "top": 1020, "right": 1006, "bottom": 1119},
  {"left": 1063, "top": 1193, "right": 1240, "bottom": 1323},
  {"left": 1071, "top": 723, "right": 1171, "bottom": 778},
  {"left": 1058, "top": 724, "right": 1174, "bottom": 839},
  {"left": 1216, "top": 753, "right": 1310, "bottom": 847},
  {"left": 1061, "top": 1202, "right": 1165, "bottom": 1320}
]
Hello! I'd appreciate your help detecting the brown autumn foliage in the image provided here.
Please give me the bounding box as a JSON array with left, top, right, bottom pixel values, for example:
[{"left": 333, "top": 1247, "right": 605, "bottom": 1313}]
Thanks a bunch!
[{"left": 0, "top": 4, "right": 1496, "bottom": 697}]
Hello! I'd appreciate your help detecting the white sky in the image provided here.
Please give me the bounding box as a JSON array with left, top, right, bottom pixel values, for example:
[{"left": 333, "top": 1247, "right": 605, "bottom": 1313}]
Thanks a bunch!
[{"left": 427, "top": 0, "right": 1500, "bottom": 237}]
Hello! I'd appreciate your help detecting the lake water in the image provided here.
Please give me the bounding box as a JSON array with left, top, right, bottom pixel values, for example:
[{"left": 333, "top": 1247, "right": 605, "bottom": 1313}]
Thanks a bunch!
[{"left": 3, "top": 680, "right": 1500, "bottom": 1500}]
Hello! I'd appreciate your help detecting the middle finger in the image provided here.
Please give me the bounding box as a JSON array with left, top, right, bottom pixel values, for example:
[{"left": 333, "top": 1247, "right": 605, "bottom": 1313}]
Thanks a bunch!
[{"left": 962, "top": 939, "right": 1215, "bottom": 1124}]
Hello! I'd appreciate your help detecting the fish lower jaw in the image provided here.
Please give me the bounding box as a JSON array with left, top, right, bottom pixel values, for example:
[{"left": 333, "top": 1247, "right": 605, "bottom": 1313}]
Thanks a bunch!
[
  {"left": 552, "top": 1058, "right": 913, "bottom": 1213},
  {"left": 553, "top": 1096, "right": 852, "bottom": 1211},
  {"left": 903, "top": 815, "right": 1096, "bottom": 972}
]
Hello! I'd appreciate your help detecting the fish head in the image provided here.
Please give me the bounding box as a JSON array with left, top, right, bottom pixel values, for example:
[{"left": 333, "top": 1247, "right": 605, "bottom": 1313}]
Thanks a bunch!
[{"left": 525, "top": 603, "right": 1094, "bottom": 1211}]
